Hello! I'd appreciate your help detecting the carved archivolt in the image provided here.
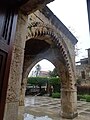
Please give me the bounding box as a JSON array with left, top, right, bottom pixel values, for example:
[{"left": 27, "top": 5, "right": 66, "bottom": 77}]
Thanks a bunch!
[{"left": 26, "top": 22, "right": 75, "bottom": 90}]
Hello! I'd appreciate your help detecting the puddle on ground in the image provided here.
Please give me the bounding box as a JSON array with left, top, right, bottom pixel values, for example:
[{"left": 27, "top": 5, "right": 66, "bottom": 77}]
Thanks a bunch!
[{"left": 24, "top": 113, "right": 53, "bottom": 120}]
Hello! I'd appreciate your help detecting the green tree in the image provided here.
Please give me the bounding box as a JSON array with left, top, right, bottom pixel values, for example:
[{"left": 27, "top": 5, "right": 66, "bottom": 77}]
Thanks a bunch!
[
  {"left": 35, "top": 64, "right": 41, "bottom": 77},
  {"left": 28, "top": 77, "right": 48, "bottom": 92},
  {"left": 49, "top": 77, "right": 61, "bottom": 93},
  {"left": 49, "top": 68, "right": 58, "bottom": 77},
  {"left": 27, "top": 77, "right": 61, "bottom": 94}
]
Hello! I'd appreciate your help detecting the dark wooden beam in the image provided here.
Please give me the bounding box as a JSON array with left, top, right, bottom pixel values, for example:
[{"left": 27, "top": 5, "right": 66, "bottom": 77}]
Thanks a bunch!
[
  {"left": 20, "top": 0, "right": 54, "bottom": 14},
  {"left": 0, "top": 0, "right": 28, "bottom": 8},
  {"left": 0, "top": 0, "right": 54, "bottom": 10}
]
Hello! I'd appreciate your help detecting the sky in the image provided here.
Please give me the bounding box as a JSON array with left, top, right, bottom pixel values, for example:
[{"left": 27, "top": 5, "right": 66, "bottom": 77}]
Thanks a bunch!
[
  {"left": 29, "top": 59, "right": 55, "bottom": 76},
  {"left": 29, "top": 0, "right": 90, "bottom": 74},
  {"left": 47, "top": 0, "right": 90, "bottom": 61}
]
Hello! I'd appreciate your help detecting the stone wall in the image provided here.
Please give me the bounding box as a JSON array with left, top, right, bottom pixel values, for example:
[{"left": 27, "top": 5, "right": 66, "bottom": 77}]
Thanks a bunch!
[
  {"left": 76, "top": 64, "right": 90, "bottom": 85},
  {"left": 27, "top": 7, "right": 76, "bottom": 79},
  {"left": 4, "top": 11, "right": 28, "bottom": 120},
  {"left": 22, "top": 7, "right": 78, "bottom": 119},
  {"left": 4, "top": 5, "right": 78, "bottom": 120}
]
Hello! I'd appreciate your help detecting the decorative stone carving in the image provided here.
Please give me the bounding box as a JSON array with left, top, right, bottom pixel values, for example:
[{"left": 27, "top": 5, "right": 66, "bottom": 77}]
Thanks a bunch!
[{"left": 26, "top": 22, "right": 76, "bottom": 89}]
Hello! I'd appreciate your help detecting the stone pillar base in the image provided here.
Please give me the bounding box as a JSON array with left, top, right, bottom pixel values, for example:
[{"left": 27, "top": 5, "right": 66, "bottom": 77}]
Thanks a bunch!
[
  {"left": 4, "top": 102, "right": 19, "bottom": 120},
  {"left": 60, "top": 88, "right": 78, "bottom": 119},
  {"left": 60, "top": 111, "right": 78, "bottom": 119},
  {"left": 18, "top": 106, "right": 24, "bottom": 120}
]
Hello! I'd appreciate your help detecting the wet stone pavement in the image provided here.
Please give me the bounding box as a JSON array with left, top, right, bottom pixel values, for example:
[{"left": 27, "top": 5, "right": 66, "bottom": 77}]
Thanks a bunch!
[{"left": 24, "top": 96, "right": 90, "bottom": 120}]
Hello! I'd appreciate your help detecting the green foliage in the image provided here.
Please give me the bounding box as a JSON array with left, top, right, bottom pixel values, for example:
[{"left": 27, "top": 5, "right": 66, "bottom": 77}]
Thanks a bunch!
[
  {"left": 27, "top": 77, "right": 61, "bottom": 93},
  {"left": 28, "top": 77, "right": 61, "bottom": 86},
  {"left": 49, "top": 68, "right": 58, "bottom": 77},
  {"left": 48, "top": 77, "right": 61, "bottom": 93},
  {"left": 52, "top": 92, "right": 61, "bottom": 98},
  {"left": 77, "top": 94, "right": 90, "bottom": 102},
  {"left": 27, "top": 77, "right": 48, "bottom": 86},
  {"left": 77, "top": 95, "right": 86, "bottom": 100},
  {"left": 86, "top": 96, "right": 90, "bottom": 102},
  {"left": 49, "top": 77, "right": 61, "bottom": 85}
]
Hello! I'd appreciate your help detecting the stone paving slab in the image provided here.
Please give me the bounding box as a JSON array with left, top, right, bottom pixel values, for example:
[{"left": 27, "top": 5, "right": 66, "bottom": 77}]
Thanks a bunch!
[{"left": 24, "top": 96, "right": 90, "bottom": 120}]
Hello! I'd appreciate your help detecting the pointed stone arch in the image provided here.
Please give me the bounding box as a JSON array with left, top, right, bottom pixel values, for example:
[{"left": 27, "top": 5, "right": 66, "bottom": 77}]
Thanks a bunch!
[
  {"left": 19, "top": 22, "right": 78, "bottom": 119},
  {"left": 25, "top": 22, "right": 76, "bottom": 90}
]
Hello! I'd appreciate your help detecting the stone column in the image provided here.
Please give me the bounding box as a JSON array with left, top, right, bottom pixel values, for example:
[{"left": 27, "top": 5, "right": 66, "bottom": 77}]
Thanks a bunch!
[
  {"left": 60, "top": 89, "right": 78, "bottom": 119},
  {"left": 18, "top": 79, "right": 27, "bottom": 120},
  {"left": 60, "top": 67, "right": 78, "bottom": 119},
  {"left": 19, "top": 78, "right": 27, "bottom": 106},
  {"left": 4, "top": 11, "right": 28, "bottom": 120}
]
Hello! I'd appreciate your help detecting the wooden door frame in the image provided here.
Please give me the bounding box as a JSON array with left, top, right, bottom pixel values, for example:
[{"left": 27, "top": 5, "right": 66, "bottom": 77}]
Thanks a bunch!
[{"left": 0, "top": 9, "right": 18, "bottom": 120}]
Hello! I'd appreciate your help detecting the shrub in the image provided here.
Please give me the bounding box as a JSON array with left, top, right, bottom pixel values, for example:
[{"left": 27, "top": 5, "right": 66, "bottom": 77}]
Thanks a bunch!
[
  {"left": 77, "top": 95, "right": 83, "bottom": 100},
  {"left": 52, "top": 92, "right": 61, "bottom": 98},
  {"left": 77, "top": 94, "right": 90, "bottom": 102},
  {"left": 49, "top": 77, "right": 61, "bottom": 85},
  {"left": 86, "top": 95, "right": 90, "bottom": 102},
  {"left": 49, "top": 77, "right": 61, "bottom": 93},
  {"left": 77, "top": 94, "right": 87, "bottom": 101},
  {"left": 27, "top": 77, "right": 48, "bottom": 86}
]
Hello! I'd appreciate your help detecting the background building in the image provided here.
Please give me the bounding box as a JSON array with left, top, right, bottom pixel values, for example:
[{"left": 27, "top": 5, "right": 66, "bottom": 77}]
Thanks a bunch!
[{"left": 76, "top": 48, "right": 90, "bottom": 85}]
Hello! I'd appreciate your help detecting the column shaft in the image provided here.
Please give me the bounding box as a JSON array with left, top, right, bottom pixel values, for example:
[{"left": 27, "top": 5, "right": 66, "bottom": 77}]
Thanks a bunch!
[{"left": 60, "top": 89, "right": 78, "bottom": 119}]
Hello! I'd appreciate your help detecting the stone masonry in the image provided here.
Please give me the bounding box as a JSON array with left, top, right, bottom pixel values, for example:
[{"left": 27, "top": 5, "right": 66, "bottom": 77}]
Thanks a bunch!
[
  {"left": 4, "top": 3, "right": 78, "bottom": 120},
  {"left": 22, "top": 6, "right": 78, "bottom": 119}
]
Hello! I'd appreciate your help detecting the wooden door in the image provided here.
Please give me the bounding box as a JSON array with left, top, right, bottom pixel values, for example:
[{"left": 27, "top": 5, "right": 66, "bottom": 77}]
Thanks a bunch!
[{"left": 0, "top": 8, "right": 18, "bottom": 120}]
